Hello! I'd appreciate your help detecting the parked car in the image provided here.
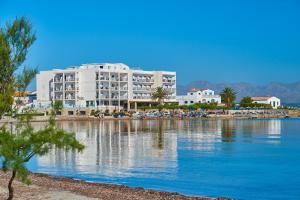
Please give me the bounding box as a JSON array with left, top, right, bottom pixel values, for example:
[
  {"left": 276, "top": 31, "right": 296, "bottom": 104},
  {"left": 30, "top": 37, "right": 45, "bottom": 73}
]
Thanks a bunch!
[
  {"left": 113, "top": 112, "right": 126, "bottom": 118},
  {"left": 132, "top": 112, "right": 145, "bottom": 119}
]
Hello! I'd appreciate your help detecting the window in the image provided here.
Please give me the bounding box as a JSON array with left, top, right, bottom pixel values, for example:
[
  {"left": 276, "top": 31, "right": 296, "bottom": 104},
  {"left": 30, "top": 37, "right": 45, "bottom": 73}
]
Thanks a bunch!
[
  {"left": 99, "top": 66, "right": 103, "bottom": 69},
  {"left": 184, "top": 101, "right": 188, "bottom": 104},
  {"left": 190, "top": 101, "right": 194, "bottom": 103}
]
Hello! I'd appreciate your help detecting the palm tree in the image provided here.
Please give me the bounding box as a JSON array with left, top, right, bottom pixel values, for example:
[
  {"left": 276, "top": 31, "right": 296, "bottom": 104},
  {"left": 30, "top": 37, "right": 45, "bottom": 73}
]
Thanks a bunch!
[
  {"left": 220, "top": 87, "right": 237, "bottom": 107},
  {"left": 151, "top": 87, "right": 169, "bottom": 105}
]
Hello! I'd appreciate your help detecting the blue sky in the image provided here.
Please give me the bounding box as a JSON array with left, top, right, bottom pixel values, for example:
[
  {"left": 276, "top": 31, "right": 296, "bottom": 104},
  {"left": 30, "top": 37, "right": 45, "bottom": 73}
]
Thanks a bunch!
[{"left": 1, "top": 0, "right": 300, "bottom": 89}]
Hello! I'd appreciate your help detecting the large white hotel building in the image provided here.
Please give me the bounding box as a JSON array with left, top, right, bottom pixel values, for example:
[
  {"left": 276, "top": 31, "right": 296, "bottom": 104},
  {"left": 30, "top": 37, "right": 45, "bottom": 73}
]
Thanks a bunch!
[{"left": 36, "top": 63, "right": 176, "bottom": 110}]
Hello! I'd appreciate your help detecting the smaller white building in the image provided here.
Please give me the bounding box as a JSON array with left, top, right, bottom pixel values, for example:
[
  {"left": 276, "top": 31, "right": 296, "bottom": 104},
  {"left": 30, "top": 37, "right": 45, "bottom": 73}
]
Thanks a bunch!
[
  {"left": 251, "top": 96, "right": 281, "bottom": 109},
  {"left": 177, "top": 88, "right": 221, "bottom": 105}
]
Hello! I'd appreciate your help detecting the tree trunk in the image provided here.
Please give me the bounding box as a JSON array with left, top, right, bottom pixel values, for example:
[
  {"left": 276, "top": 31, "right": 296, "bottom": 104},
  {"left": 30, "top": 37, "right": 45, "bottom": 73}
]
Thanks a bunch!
[{"left": 7, "top": 170, "right": 16, "bottom": 200}]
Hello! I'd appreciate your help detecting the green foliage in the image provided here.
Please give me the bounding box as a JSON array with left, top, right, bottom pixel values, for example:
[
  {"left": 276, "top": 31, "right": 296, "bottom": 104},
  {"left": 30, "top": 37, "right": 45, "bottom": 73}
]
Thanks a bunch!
[
  {"left": 0, "top": 16, "right": 36, "bottom": 119},
  {"left": 51, "top": 100, "right": 63, "bottom": 113},
  {"left": 151, "top": 87, "right": 169, "bottom": 105},
  {"left": 0, "top": 17, "right": 85, "bottom": 200},
  {"left": 220, "top": 87, "right": 237, "bottom": 107},
  {"left": 240, "top": 96, "right": 272, "bottom": 108},
  {"left": 240, "top": 96, "right": 253, "bottom": 107},
  {"left": 0, "top": 85, "right": 14, "bottom": 118},
  {"left": 15, "top": 67, "right": 38, "bottom": 92},
  {"left": 0, "top": 112, "right": 85, "bottom": 184}
]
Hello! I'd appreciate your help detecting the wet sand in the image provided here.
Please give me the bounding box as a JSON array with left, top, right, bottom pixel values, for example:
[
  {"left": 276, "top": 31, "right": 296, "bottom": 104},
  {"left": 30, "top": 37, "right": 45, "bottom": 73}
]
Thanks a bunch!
[{"left": 0, "top": 172, "right": 230, "bottom": 200}]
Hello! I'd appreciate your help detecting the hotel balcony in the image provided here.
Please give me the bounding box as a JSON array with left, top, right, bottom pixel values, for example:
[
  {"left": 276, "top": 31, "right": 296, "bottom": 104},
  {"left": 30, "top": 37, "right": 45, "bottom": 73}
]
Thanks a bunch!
[
  {"left": 65, "top": 83, "right": 75, "bottom": 91},
  {"left": 54, "top": 74, "right": 63, "bottom": 83},
  {"left": 65, "top": 75, "right": 75, "bottom": 82},
  {"left": 162, "top": 79, "right": 176, "bottom": 83},
  {"left": 54, "top": 87, "right": 63, "bottom": 91},
  {"left": 133, "top": 86, "right": 151, "bottom": 91},
  {"left": 65, "top": 93, "right": 75, "bottom": 100},
  {"left": 133, "top": 78, "right": 154, "bottom": 83}
]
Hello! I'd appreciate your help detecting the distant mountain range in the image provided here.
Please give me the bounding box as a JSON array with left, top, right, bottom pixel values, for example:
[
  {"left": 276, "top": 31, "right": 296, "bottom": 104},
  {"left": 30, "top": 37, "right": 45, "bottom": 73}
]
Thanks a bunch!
[{"left": 177, "top": 81, "right": 300, "bottom": 104}]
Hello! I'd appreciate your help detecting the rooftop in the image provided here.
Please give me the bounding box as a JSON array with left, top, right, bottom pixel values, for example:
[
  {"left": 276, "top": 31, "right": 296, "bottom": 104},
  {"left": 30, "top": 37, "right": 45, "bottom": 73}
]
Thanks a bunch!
[
  {"left": 251, "top": 96, "right": 274, "bottom": 101},
  {"left": 189, "top": 88, "right": 210, "bottom": 92}
]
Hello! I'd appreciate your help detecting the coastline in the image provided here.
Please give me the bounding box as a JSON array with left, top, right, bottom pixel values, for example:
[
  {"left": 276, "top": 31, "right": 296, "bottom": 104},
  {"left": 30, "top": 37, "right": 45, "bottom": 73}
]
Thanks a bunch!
[
  {"left": 0, "top": 112, "right": 299, "bottom": 123},
  {"left": 0, "top": 171, "right": 230, "bottom": 200}
]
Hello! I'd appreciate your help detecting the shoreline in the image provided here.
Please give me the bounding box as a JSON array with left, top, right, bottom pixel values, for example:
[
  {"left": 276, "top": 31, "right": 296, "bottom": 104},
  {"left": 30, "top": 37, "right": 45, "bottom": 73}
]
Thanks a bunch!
[
  {"left": 0, "top": 171, "right": 230, "bottom": 200},
  {"left": 0, "top": 113, "right": 299, "bottom": 123}
]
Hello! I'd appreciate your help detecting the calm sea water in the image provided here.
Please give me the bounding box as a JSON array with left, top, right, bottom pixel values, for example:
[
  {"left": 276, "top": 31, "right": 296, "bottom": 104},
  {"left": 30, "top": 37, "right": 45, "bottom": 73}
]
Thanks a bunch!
[{"left": 27, "top": 119, "right": 300, "bottom": 200}]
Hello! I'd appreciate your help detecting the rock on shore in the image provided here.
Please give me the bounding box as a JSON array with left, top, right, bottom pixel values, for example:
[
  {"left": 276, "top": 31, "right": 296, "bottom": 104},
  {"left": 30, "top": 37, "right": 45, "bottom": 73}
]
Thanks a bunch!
[{"left": 0, "top": 172, "right": 230, "bottom": 200}]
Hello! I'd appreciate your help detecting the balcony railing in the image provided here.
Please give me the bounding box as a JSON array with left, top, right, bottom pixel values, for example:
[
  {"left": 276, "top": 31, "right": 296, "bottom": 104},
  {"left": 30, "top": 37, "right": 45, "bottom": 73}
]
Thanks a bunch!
[
  {"left": 133, "top": 96, "right": 152, "bottom": 99},
  {"left": 120, "top": 95, "right": 128, "bottom": 99},
  {"left": 65, "top": 77, "right": 75, "bottom": 82},
  {"left": 100, "top": 77, "right": 110, "bottom": 81},
  {"left": 65, "top": 95, "right": 75, "bottom": 100},
  {"left": 65, "top": 87, "right": 75, "bottom": 91},
  {"left": 163, "top": 79, "right": 176, "bottom": 83},
  {"left": 100, "top": 87, "right": 109, "bottom": 90},
  {"left": 133, "top": 78, "right": 154, "bottom": 83},
  {"left": 54, "top": 88, "right": 63, "bottom": 91},
  {"left": 133, "top": 87, "right": 151, "bottom": 91},
  {"left": 99, "top": 96, "right": 110, "bottom": 99}
]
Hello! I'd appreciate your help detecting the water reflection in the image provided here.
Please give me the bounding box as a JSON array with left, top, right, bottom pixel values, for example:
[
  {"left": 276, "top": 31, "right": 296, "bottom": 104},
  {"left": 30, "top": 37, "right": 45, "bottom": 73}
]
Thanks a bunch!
[
  {"left": 35, "top": 119, "right": 282, "bottom": 178},
  {"left": 37, "top": 120, "right": 178, "bottom": 178}
]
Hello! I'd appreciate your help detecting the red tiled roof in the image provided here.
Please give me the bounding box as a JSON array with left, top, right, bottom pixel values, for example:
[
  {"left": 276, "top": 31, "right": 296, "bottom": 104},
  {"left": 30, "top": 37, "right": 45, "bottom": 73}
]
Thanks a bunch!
[{"left": 14, "top": 91, "right": 30, "bottom": 97}]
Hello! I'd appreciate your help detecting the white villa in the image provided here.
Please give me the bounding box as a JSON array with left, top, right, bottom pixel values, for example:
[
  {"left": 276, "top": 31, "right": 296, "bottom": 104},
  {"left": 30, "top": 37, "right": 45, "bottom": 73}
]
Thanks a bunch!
[
  {"left": 251, "top": 96, "right": 281, "bottom": 109},
  {"left": 177, "top": 88, "right": 221, "bottom": 105},
  {"left": 36, "top": 63, "right": 176, "bottom": 111}
]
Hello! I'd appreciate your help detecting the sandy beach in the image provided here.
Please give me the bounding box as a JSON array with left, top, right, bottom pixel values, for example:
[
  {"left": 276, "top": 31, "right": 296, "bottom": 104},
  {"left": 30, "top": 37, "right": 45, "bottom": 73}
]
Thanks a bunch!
[{"left": 0, "top": 172, "right": 230, "bottom": 200}]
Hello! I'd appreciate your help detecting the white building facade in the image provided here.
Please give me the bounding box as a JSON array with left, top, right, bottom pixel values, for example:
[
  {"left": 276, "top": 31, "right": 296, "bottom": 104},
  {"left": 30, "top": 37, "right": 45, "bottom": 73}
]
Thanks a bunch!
[
  {"left": 177, "top": 88, "right": 221, "bottom": 105},
  {"left": 251, "top": 96, "right": 281, "bottom": 109},
  {"left": 36, "top": 63, "right": 176, "bottom": 110}
]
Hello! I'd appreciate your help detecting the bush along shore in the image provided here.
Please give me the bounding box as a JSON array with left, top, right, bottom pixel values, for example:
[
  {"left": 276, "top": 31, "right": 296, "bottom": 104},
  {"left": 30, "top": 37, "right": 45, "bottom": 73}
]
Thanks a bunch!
[{"left": 0, "top": 171, "right": 231, "bottom": 200}]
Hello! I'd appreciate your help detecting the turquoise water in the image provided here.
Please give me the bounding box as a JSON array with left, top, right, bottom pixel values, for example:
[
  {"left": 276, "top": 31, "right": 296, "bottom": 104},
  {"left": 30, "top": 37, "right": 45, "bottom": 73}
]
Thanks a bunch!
[{"left": 28, "top": 119, "right": 300, "bottom": 199}]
